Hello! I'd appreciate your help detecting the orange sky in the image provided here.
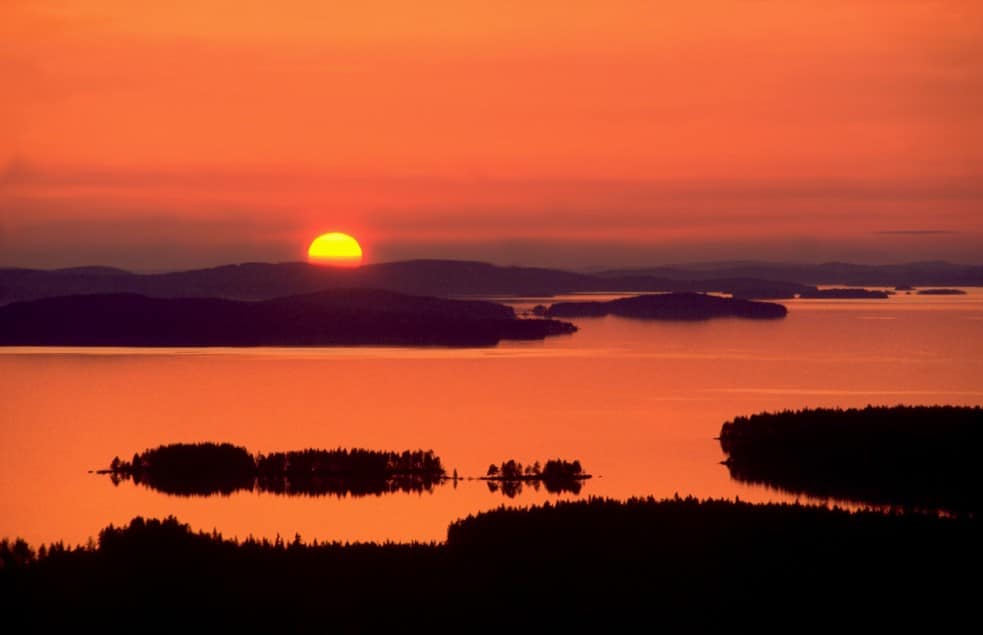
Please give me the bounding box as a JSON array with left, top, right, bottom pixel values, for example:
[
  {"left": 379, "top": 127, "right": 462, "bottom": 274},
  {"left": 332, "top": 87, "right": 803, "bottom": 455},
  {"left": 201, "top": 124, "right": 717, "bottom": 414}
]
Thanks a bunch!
[{"left": 1, "top": 1, "right": 981, "bottom": 269}]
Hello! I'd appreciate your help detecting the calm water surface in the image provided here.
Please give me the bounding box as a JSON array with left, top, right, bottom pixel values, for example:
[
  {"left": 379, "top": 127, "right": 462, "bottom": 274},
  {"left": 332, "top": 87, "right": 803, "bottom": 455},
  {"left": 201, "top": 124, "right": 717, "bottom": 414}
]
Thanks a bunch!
[{"left": 3, "top": 289, "right": 982, "bottom": 545}]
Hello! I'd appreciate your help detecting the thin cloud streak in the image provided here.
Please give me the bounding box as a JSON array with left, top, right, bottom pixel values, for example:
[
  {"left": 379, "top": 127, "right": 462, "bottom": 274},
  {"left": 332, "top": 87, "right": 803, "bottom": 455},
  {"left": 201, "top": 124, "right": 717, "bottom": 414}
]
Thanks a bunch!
[{"left": 876, "top": 230, "right": 959, "bottom": 235}]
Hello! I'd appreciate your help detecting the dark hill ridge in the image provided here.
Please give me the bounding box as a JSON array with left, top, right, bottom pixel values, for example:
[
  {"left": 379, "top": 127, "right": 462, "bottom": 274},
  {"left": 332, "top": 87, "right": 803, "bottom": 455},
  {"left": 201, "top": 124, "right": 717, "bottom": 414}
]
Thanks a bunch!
[
  {"left": 5, "top": 259, "right": 973, "bottom": 306},
  {"left": 52, "top": 266, "right": 134, "bottom": 277},
  {"left": 0, "top": 289, "right": 576, "bottom": 347},
  {"left": 0, "top": 260, "right": 816, "bottom": 304},
  {"left": 543, "top": 292, "right": 788, "bottom": 320}
]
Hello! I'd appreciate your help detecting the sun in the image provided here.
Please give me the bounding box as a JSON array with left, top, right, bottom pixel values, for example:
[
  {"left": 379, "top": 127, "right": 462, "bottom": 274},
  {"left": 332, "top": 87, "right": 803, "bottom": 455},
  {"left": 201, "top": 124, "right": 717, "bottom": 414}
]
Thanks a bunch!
[{"left": 307, "top": 232, "right": 363, "bottom": 267}]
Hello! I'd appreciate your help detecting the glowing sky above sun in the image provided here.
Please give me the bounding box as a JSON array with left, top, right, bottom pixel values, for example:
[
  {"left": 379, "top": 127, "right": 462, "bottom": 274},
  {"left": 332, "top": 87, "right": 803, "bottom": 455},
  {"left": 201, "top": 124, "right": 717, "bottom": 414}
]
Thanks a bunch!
[{"left": 0, "top": 1, "right": 981, "bottom": 270}]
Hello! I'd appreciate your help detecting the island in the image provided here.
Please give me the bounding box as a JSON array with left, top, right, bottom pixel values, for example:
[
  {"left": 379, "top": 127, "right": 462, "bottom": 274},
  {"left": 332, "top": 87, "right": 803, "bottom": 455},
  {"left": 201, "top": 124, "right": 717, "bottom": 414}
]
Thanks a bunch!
[
  {"left": 718, "top": 405, "right": 983, "bottom": 512},
  {"left": 916, "top": 288, "right": 967, "bottom": 295},
  {"left": 102, "top": 443, "right": 448, "bottom": 497},
  {"left": 797, "top": 288, "right": 889, "bottom": 299},
  {"left": 0, "top": 289, "right": 576, "bottom": 347},
  {"left": 541, "top": 292, "right": 787, "bottom": 320},
  {"left": 481, "top": 458, "right": 590, "bottom": 496}
]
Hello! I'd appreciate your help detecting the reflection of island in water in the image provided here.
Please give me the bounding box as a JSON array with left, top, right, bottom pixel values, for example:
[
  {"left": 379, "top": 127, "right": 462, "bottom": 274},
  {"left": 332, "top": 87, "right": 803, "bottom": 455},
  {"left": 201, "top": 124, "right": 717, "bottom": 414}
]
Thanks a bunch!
[
  {"left": 103, "top": 443, "right": 447, "bottom": 498},
  {"left": 482, "top": 459, "right": 591, "bottom": 497},
  {"left": 719, "top": 405, "right": 983, "bottom": 513}
]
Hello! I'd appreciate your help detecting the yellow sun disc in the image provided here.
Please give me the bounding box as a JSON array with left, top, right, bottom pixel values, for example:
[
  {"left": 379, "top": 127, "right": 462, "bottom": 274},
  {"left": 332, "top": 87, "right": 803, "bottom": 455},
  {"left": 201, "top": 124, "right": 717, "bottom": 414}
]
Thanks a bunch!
[{"left": 308, "top": 232, "right": 363, "bottom": 267}]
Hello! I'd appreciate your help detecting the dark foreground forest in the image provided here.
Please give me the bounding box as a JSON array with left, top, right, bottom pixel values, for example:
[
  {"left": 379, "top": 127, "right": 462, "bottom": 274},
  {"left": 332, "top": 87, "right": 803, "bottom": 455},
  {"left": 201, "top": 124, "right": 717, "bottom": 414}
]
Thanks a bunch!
[
  {"left": 720, "top": 405, "right": 983, "bottom": 512},
  {"left": 2, "top": 497, "right": 979, "bottom": 629}
]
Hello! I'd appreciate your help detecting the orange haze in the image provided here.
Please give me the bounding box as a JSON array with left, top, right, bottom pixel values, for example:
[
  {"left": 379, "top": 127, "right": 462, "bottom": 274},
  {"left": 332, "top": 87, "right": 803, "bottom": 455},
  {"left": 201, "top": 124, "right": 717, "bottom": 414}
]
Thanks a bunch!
[{"left": 1, "top": 1, "right": 981, "bottom": 269}]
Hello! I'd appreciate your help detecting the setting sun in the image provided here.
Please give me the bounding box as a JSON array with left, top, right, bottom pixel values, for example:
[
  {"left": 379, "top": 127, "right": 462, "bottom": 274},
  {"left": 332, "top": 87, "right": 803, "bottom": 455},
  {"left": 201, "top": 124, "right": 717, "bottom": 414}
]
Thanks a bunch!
[{"left": 308, "top": 232, "right": 363, "bottom": 267}]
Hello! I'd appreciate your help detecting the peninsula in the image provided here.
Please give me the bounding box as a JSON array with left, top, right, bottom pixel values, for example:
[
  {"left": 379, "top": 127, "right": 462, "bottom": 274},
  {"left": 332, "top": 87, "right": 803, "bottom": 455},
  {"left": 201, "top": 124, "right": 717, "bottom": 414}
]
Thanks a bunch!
[
  {"left": 0, "top": 289, "right": 576, "bottom": 347},
  {"left": 719, "top": 405, "right": 983, "bottom": 512}
]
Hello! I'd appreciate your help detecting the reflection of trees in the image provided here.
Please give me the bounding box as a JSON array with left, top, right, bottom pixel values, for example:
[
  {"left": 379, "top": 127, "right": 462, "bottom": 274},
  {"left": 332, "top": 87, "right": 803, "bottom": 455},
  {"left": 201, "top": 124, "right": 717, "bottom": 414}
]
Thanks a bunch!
[
  {"left": 543, "top": 480, "right": 581, "bottom": 495},
  {"left": 719, "top": 405, "right": 983, "bottom": 513},
  {"left": 483, "top": 458, "right": 589, "bottom": 497},
  {"left": 109, "top": 443, "right": 256, "bottom": 496},
  {"left": 255, "top": 448, "right": 445, "bottom": 497}
]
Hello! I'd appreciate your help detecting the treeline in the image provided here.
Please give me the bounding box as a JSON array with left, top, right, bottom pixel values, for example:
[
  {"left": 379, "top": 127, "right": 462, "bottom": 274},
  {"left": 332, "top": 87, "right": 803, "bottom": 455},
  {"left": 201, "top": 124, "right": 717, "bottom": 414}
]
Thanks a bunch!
[
  {"left": 255, "top": 448, "right": 445, "bottom": 496},
  {"left": 108, "top": 443, "right": 446, "bottom": 498},
  {"left": 719, "top": 405, "right": 983, "bottom": 512},
  {"left": 2, "top": 498, "right": 981, "bottom": 628},
  {"left": 483, "top": 459, "right": 589, "bottom": 497}
]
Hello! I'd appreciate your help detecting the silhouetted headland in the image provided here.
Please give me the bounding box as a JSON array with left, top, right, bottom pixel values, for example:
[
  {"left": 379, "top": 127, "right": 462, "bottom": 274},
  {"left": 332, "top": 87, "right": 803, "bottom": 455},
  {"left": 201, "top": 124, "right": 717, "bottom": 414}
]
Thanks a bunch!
[
  {"left": 482, "top": 458, "right": 590, "bottom": 496},
  {"left": 3, "top": 498, "right": 980, "bottom": 628},
  {"left": 0, "top": 289, "right": 576, "bottom": 347},
  {"left": 719, "top": 405, "right": 983, "bottom": 512},
  {"left": 797, "top": 288, "right": 889, "bottom": 299},
  {"left": 542, "top": 292, "right": 787, "bottom": 320},
  {"left": 104, "top": 443, "right": 447, "bottom": 497},
  {"left": 916, "top": 288, "right": 967, "bottom": 295}
]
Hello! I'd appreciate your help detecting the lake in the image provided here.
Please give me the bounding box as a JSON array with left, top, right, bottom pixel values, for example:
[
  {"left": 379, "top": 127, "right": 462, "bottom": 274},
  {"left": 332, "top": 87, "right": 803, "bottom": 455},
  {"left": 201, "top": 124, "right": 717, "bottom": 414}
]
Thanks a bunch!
[{"left": 2, "top": 289, "right": 981, "bottom": 545}]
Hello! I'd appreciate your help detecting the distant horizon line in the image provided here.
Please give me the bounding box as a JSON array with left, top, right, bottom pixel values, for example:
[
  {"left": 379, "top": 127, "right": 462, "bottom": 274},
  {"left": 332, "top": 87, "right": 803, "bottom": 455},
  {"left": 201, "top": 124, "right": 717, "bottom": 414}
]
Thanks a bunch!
[{"left": 2, "top": 257, "right": 980, "bottom": 276}]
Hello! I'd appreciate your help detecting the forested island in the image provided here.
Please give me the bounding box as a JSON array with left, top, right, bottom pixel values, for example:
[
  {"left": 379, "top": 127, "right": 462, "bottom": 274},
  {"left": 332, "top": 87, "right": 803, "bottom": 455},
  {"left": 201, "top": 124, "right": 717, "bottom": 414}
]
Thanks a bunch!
[
  {"left": 482, "top": 458, "right": 590, "bottom": 496},
  {"left": 541, "top": 292, "right": 787, "bottom": 320},
  {"left": 719, "top": 405, "right": 983, "bottom": 512},
  {"left": 2, "top": 498, "right": 979, "bottom": 628},
  {"left": 916, "top": 288, "right": 967, "bottom": 295},
  {"left": 797, "top": 288, "right": 889, "bottom": 299},
  {"left": 0, "top": 289, "right": 576, "bottom": 347},
  {"left": 104, "top": 443, "right": 447, "bottom": 497}
]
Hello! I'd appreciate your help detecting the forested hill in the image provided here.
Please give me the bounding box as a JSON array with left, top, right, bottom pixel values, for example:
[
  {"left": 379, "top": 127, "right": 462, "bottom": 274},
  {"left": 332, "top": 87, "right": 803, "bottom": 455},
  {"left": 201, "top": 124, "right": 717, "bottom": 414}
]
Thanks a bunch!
[{"left": 0, "top": 259, "right": 817, "bottom": 304}]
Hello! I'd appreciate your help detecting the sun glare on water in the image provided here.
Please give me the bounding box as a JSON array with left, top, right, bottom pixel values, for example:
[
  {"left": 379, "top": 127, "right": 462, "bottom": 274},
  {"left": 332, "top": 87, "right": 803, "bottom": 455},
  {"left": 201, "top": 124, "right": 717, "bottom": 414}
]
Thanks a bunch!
[{"left": 308, "top": 232, "right": 363, "bottom": 267}]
